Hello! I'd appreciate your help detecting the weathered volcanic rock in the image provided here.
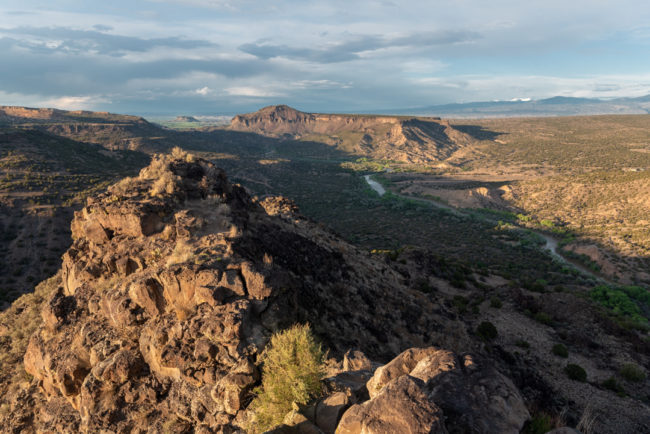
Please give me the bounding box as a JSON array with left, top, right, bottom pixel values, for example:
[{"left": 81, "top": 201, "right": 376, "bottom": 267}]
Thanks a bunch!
[
  {"left": 337, "top": 347, "right": 529, "bottom": 434},
  {"left": 18, "top": 152, "right": 484, "bottom": 432}
]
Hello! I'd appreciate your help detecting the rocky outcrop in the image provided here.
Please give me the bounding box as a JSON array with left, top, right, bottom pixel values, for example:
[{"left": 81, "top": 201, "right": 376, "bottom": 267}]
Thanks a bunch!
[
  {"left": 338, "top": 375, "right": 448, "bottom": 434},
  {"left": 267, "top": 347, "right": 528, "bottom": 434},
  {"left": 16, "top": 152, "right": 498, "bottom": 432},
  {"left": 336, "top": 347, "right": 529, "bottom": 434},
  {"left": 230, "top": 105, "right": 474, "bottom": 163}
]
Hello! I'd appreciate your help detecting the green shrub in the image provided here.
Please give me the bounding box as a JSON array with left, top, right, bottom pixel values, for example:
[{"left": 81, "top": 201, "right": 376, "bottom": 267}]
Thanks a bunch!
[
  {"left": 515, "top": 339, "right": 530, "bottom": 349},
  {"left": 249, "top": 324, "right": 324, "bottom": 433},
  {"left": 476, "top": 321, "right": 498, "bottom": 341},
  {"left": 490, "top": 296, "right": 502, "bottom": 308},
  {"left": 565, "top": 364, "right": 587, "bottom": 382},
  {"left": 534, "top": 312, "right": 553, "bottom": 325},
  {"left": 589, "top": 285, "right": 649, "bottom": 326},
  {"left": 619, "top": 364, "right": 646, "bottom": 383},
  {"left": 523, "top": 412, "right": 554, "bottom": 434},
  {"left": 551, "top": 344, "right": 568, "bottom": 358},
  {"left": 602, "top": 377, "right": 625, "bottom": 396},
  {"left": 413, "top": 277, "right": 434, "bottom": 294},
  {"left": 452, "top": 295, "right": 469, "bottom": 313}
]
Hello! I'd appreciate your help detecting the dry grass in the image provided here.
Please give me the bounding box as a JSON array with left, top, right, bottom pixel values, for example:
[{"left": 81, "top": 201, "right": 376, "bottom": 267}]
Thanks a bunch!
[
  {"left": 227, "top": 224, "right": 241, "bottom": 239},
  {"left": 577, "top": 404, "right": 598, "bottom": 434},
  {"left": 171, "top": 146, "right": 195, "bottom": 162},
  {"left": 150, "top": 171, "right": 180, "bottom": 197},
  {"left": 139, "top": 154, "right": 169, "bottom": 180},
  {"left": 109, "top": 176, "right": 139, "bottom": 196},
  {"left": 263, "top": 253, "right": 273, "bottom": 269},
  {"left": 166, "top": 239, "right": 195, "bottom": 267}
]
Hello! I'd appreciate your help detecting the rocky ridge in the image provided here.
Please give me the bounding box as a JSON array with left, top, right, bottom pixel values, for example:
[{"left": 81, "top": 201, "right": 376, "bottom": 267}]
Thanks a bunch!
[
  {"left": 229, "top": 105, "right": 474, "bottom": 163},
  {"left": 0, "top": 150, "right": 532, "bottom": 433},
  {"left": 1, "top": 150, "right": 647, "bottom": 433}
]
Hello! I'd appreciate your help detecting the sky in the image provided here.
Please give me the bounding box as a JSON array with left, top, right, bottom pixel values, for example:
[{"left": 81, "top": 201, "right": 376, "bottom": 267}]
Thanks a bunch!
[{"left": 1, "top": 0, "right": 650, "bottom": 115}]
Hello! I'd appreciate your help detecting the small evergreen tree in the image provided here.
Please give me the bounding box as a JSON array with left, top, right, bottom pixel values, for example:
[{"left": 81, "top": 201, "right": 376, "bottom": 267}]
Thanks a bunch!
[{"left": 249, "top": 324, "right": 324, "bottom": 432}]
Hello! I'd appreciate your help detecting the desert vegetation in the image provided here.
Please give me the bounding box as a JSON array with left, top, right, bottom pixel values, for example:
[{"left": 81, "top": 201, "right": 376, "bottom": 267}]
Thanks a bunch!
[{"left": 248, "top": 324, "right": 324, "bottom": 433}]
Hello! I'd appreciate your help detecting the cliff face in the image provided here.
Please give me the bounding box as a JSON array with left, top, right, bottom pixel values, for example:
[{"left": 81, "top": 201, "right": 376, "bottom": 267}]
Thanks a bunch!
[
  {"left": 230, "top": 105, "right": 473, "bottom": 163},
  {"left": 7, "top": 152, "right": 494, "bottom": 432}
]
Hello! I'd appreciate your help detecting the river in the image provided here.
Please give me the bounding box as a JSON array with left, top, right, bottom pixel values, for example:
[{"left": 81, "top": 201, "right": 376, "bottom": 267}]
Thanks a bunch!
[
  {"left": 364, "top": 175, "right": 386, "bottom": 196},
  {"left": 363, "top": 174, "right": 607, "bottom": 283}
]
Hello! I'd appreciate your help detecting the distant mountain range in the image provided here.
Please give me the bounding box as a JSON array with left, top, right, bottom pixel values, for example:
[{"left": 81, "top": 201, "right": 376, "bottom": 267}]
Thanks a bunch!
[{"left": 383, "top": 95, "right": 650, "bottom": 118}]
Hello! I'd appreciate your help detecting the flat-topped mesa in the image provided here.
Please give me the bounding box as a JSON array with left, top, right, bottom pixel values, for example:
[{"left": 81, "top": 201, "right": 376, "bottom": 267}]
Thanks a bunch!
[
  {"left": 23, "top": 149, "right": 478, "bottom": 432},
  {"left": 229, "top": 105, "right": 474, "bottom": 163},
  {"left": 230, "top": 105, "right": 316, "bottom": 134},
  {"left": 0, "top": 105, "right": 147, "bottom": 124},
  {"left": 174, "top": 115, "right": 199, "bottom": 122},
  {"left": 0, "top": 106, "right": 62, "bottom": 120},
  {"left": 230, "top": 105, "right": 400, "bottom": 135}
]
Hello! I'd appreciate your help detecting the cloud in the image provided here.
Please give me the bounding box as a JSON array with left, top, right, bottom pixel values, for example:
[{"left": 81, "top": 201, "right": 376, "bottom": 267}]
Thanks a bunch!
[
  {"left": 39, "top": 95, "right": 110, "bottom": 110},
  {"left": 147, "top": 0, "right": 235, "bottom": 7},
  {"left": 4, "top": 10, "right": 36, "bottom": 16},
  {"left": 92, "top": 24, "right": 113, "bottom": 32},
  {"left": 239, "top": 30, "right": 480, "bottom": 63},
  {"left": 224, "top": 86, "right": 283, "bottom": 97},
  {"left": 1, "top": 0, "right": 650, "bottom": 114},
  {"left": 0, "top": 35, "right": 268, "bottom": 97},
  {"left": 290, "top": 80, "right": 351, "bottom": 89},
  {"left": 0, "top": 26, "right": 218, "bottom": 56},
  {"left": 414, "top": 74, "right": 650, "bottom": 102},
  {"left": 194, "top": 86, "right": 211, "bottom": 95}
]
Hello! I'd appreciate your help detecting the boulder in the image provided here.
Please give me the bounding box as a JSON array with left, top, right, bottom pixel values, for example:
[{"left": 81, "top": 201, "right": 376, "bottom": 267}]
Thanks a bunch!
[
  {"left": 315, "top": 392, "right": 349, "bottom": 433},
  {"left": 337, "top": 375, "right": 447, "bottom": 434},
  {"left": 366, "top": 347, "right": 433, "bottom": 398},
  {"left": 342, "top": 349, "right": 373, "bottom": 372},
  {"left": 337, "top": 347, "right": 529, "bottom": 434},
  {"left": 268, "top": 411, "right": 324, "bottom": 434}
]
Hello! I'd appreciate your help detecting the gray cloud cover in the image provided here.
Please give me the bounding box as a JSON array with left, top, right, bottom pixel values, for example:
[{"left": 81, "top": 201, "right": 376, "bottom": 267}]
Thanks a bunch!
[
  {"left": 0, "top": 0, "right": 649, "bottom": 114},
  {"left": 1, "top": 26, "right": 218, "bottom": 56},
  {"left": 0, "top": 33, "right": 267, "bottom": 97},
  {"left": 240, "top": 30, "right": 480, "bottom": 63}
]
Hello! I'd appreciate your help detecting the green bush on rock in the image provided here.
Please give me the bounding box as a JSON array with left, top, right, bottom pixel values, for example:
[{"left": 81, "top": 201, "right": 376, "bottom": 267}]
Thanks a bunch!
[
  {"left": 249, "top": 324, "right": 324, "bottom": 433},
  {"left": 620, "top": 363, "right": 646, "bottom": 383},
  {"left": 476, "top": 321, "right": 498, "bottom": 341},
  {"left": 565, "top": 363, "right": 587, "bottom": 382},
  {"left": 551, "top": 344, "right": 568, "bottom": 358}
]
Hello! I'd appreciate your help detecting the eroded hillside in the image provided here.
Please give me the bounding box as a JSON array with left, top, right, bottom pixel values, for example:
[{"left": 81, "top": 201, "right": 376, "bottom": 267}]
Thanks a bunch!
[
  {"left": 0, "top": 105, "right": 189, "bottom": 153},
  {"left": 230, "top": 105, "right": 475, "bottom": 163}
]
